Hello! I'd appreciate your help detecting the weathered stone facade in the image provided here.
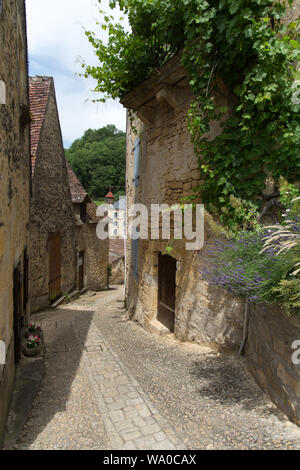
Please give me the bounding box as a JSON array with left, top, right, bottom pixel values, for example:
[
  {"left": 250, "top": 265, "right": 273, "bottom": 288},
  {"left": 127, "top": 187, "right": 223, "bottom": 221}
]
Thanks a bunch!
[
  {"left": 29, "top": 77, "right": 77, "bottom": 313},
  {"left": 68, "top": 164, "right": 109, "bottom": 292},
  {"left": 0, "top": 0, "right": 31, "bottom": 444},
  {"left": 110, "top": 257, "right": 125, "bottom": 285},
  {"left": 123, "top": 53, "right": 300, "bottom": 425},
  {"left": 284, "top": 0, "right": 300, "bottom": 23},
  {"left": 246, "top": 304, "right": 300, "bottom": 426},
  {"left": 123, "top": 55, "right": 244, "bottom": 350},
  {"left": 109, "top": 239, "right": 125, "bottom": 285}
]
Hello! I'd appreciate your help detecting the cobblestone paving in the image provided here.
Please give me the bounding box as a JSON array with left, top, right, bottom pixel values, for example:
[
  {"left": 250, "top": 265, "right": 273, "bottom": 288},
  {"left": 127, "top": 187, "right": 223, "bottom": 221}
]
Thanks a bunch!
[
  {"left": 10, "top": 287, "right": 300, "bottom": 450},
  {"left": 10, "top": 289, "right": 183, "bottom": 450}
]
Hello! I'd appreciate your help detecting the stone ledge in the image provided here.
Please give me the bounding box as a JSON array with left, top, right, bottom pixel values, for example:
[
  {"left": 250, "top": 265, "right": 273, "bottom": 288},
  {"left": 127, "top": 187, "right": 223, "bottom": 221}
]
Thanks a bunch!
[{"left": 121, "top": 53, "right": 187, "bottom": 111}]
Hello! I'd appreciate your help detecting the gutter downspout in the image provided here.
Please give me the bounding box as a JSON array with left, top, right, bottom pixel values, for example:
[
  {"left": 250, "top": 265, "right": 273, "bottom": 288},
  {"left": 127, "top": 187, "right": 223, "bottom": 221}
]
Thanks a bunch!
[
  {"left": 239, "top": 301, "right": 249, "bottom": 356},
  {"left": 124, "top": 111, "right": 129, "bottom": 300}
]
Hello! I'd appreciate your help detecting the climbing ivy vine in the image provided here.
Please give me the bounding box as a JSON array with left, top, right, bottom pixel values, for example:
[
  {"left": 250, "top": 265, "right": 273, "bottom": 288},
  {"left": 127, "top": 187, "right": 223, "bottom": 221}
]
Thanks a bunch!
[{"left": 83, "top": 0, "right": 300, "bottom": 229}]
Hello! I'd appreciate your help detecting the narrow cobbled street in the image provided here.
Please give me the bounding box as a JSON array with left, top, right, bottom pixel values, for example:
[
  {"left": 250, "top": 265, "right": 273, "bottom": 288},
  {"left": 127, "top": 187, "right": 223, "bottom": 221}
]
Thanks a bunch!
[{"left": 7, "top": 287, "right": 300, "bottom": 450}]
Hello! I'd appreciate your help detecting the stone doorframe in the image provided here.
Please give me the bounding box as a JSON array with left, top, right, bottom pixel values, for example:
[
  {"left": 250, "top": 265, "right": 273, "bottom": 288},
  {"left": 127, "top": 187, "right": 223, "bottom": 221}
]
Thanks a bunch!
[{"left": 144, "top": 247, "right": 178, "bottom": 333}]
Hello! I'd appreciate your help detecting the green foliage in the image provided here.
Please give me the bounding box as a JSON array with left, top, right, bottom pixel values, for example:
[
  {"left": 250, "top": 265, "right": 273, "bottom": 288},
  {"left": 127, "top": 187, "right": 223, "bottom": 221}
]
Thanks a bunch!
[
  {"left": 163, "top": 245, "right": 174, "bottom": 255},
  {"left": 261, "top": 195, "right": 300, "bottom": 314},
  {"left": 271, "top": 279, "right": 300, "bottom": 315},
  {"left": 82, "top": 0, "right": 186, "bottom": 101},
  {"left": 184, "top": 0, "right": 300, "bottom": 216},
  {"left": 65, "top": 125, "right": 125, "bottom": 199},
  {"left": 83, "top": 0, "right": 300, "bottom": 226},
  {"left": 279, "top": 177, "right": 300, "bottom": 215},
  {"left": 108, "top": 264, "right": 112, "bottom": 278},
  {"left": 210, "top": 194, "right": 260, "bottom": 233}
]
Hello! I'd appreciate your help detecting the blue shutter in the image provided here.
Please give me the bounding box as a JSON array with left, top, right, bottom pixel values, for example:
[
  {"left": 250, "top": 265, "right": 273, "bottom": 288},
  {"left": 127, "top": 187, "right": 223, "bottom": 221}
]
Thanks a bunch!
[
  {"left": 133, "top": 137, "right": 140, "bottom": 187},
  {"left": 131, "top": 239, "right": 139, "bottom": 281}
]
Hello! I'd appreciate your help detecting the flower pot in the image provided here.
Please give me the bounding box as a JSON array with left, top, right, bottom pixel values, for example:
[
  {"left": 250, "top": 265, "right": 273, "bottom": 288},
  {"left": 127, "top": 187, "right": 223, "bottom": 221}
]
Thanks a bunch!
[
  {"left": 22, "top": 335, "right": 44, "bottom": 357},
  {"left": 22, "top": 342, "right": 43, "bottom": 357}
]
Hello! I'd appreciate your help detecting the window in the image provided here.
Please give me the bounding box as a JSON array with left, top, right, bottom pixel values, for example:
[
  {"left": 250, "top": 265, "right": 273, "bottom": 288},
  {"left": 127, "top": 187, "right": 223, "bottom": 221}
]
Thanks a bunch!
[
  {"left": 114, "top": 212, "right": 118, "bottom": 218},
  {"left": 114, "top": 229, "right": 118, "bottom": 235},
  {"left": 114, "top": 221, "right": 118, "bottom": 227}
]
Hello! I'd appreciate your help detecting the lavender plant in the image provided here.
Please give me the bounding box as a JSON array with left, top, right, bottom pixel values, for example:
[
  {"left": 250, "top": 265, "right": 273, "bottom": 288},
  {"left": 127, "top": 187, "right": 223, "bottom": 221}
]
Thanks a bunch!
[
  {"left": 200, "top": 223, "right": 299, "bottom": 314},
  {"left": 200, "top": 183, "right": 300, "bottom": 315}
]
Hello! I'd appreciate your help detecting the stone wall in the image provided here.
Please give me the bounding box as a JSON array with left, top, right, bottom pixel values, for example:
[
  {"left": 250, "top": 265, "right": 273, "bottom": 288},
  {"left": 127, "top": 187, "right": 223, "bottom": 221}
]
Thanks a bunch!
[
  {"left": 30, "top": 81, "right": 77, "bottom": 312},
  {"left": 246, "top": 304, "right": 300, "bottom": 426},
  {"left": 110, "top": 257, "right": 125, "bottom": 285},
  {"left": 75, "top": 222, "right": 109, "bottom": 292},
  {"left": 284, "top": 0, "right": 300, "bottom": 23},
  {"left": 0, "top": 0, "right": 31, "bottom": 445}
]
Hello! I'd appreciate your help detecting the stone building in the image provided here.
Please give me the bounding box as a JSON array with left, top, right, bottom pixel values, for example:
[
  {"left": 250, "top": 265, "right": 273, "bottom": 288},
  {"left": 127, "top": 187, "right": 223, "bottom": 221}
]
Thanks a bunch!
[
  {"left": 107, "top": 195, "right": 126, "bottom": 239},
  {"left": 67, "top": 164, "right": 109, "bottom": 292},
  {"left": 122, "top": 53, "right": 300, "bottom": 425},
  {"left": 123, "top": 55, "right": 244, "bottom": 347},
  {"left": 109, "top": 239, "right": 125, "bottom": 285},
  {"left": 29, "top": 76, "right": 77, "bottom": 313},
  {"left": 0, "top": 0, "right": 31, "bottom": 444}
]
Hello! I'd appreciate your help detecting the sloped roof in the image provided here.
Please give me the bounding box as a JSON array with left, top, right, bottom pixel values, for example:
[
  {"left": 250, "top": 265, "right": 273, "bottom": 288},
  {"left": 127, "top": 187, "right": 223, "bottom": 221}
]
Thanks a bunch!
[
  {"left": 29, "top": 76, "right": 52, "bottom": 174},
  {"left": 67, "top": 162, "right": 89, "bottom": 204},
  {"left": 105, "top": 191, "right": 115, "bottom": 199},
  {"left": 67, "top": 163, "right": 100, "bottom": 223}
]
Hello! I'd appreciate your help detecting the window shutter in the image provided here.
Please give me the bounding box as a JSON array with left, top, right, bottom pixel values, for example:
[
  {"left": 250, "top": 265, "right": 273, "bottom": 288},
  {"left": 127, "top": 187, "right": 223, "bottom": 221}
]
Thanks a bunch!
[
  {"left": 131, "top": 239, "right": 139, "bottom": 281},
  {"left": 133, "top": 137, "right": 140, "bottom": 187}
]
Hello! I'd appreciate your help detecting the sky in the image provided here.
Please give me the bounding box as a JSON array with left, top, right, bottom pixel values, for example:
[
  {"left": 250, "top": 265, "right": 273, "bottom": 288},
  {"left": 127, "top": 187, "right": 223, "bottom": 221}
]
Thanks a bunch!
[{"left": 26, "top": 0, "right": 127, "bottom": 148}]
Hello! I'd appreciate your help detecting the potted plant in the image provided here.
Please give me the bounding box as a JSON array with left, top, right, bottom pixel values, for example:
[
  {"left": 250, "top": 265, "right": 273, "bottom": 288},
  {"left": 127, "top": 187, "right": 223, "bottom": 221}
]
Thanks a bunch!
[{"left": 22, "top": 334, "right": 43, "bottom": 357}]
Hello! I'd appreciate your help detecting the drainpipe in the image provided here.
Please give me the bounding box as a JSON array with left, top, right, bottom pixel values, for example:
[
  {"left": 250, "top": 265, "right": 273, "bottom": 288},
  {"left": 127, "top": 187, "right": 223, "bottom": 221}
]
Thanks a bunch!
[
  {"left": 124, "top": 111, "right": 128, "bottom": 299},
  {"left": 239, "top": 301, "right": 249, "bottom": 356},
  {"left": 124, "top": 199, "right": 127, "bottom": 298}
]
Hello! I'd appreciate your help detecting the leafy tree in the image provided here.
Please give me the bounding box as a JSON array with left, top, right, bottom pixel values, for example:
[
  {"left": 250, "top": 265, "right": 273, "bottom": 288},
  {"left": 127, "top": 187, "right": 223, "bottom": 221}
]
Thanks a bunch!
[{"left": 65, "top": 125, "right": 126, "bottom": 199}]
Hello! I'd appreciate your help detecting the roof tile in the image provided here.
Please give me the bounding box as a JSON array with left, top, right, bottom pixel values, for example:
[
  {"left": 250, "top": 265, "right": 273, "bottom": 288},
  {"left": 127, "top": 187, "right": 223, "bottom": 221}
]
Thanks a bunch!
[
  {"left": 67, "top": 163, "right": 88, "bottom": 204},
  {"left": 29, "top": 76, "right": 52, "bottom": 174}
]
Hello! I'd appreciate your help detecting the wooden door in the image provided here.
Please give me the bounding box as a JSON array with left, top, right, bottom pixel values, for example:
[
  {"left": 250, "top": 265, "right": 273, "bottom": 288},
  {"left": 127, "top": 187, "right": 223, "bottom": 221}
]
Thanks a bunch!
[
  {"left": 49, "top": 233, "right": 61, "bottom": 302},
  {"left": 158, "top": 254, "right": 176, "bottom": 332},
  {"left": 13, "top": 263, "right": 23, "bottom": 364},
  {"left": 78, "top": 251, "right": 85, "bottom": 291}
]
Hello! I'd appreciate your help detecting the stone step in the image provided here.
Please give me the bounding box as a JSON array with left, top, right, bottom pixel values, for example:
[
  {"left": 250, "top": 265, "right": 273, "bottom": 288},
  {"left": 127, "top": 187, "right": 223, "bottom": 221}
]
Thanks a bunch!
[
  {"left": 51, "top": 296, "right": 66, "bottom": 308},
  {"left": 68, "top": 289, "right": 79, "bottom": 299},
  {"left": 144, "top": 319, "right": 173, "bottom": 337}
]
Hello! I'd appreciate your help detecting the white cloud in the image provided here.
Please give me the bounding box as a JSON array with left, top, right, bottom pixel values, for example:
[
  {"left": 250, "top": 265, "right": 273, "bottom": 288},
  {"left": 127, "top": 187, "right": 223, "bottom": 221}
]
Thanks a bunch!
[{"left": 25, "top": 0, "right": 127, "bottom": 147}]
